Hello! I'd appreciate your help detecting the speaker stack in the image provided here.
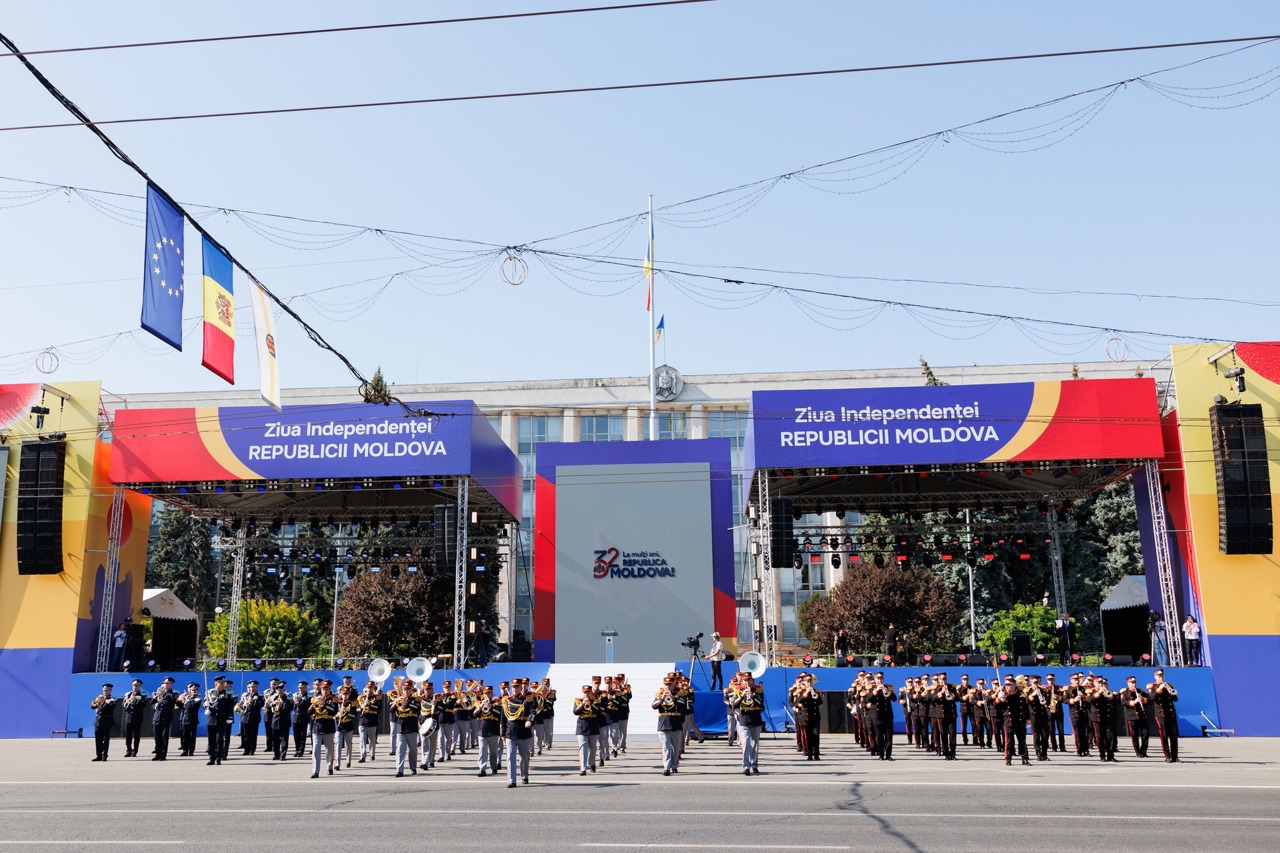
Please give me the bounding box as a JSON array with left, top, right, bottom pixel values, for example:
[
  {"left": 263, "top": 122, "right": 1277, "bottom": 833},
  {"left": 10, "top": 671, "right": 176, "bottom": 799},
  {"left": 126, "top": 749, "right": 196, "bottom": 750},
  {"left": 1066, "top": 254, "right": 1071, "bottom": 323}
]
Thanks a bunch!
[
  {"left": 15, "top": 438, "right": 66, "bottom": 575},
  {"left": 1210, "top": 403, "right": 1273, "bottom": 555},
  {"left": 769, "top": 498, "right": 795, "bottom": 569}
]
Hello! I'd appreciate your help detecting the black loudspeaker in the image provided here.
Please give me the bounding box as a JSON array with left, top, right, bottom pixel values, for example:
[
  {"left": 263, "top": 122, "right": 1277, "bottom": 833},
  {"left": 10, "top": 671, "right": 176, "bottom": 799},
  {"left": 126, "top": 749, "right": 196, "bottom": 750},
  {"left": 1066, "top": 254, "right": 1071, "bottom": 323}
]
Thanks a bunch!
[
  {"left": 433, "top": 505, "right": 456, "bottom": 569},
  {"left": 1016, "top": 655, "right": 1039, "bottom": 667},
  {"left": 933, "top": 654, "right": 959, "bottom": 667},
  {"left": 1010, "top": 630, "right": 1032, "bottom": 661},
  {"left": 1106, "top": 655, "right": 1134, "bottom": 667},
  {"left": 770, "top": 498, "right": 795, "bottom": 569},
  {"left": 821, "top": 691, "right": 848, "bottom": 734},
  {"left": 1211, "top": 403, "right": 1273, "bottom": 555},
  {"left": 16, "top": 438, "right": 66, "bottom": 575},
  {"left": 964, "top": 653, "right": 991, "bottom": 667}
]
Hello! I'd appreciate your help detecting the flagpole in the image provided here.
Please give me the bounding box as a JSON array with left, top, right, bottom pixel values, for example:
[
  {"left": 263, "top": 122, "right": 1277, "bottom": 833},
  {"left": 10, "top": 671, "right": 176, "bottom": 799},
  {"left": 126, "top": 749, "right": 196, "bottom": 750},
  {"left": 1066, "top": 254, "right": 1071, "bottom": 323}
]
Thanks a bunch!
[{"left": 647, "top": 194, "right": 656, "bottom": 441}]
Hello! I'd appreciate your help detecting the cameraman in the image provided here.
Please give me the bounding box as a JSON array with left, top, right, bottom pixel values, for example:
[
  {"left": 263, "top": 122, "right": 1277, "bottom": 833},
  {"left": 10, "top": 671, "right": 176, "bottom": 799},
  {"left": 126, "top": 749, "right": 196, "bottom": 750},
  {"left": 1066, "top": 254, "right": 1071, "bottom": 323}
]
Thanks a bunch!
[{"left": 706, "top": 633, "right": 725, "bottom": 690}]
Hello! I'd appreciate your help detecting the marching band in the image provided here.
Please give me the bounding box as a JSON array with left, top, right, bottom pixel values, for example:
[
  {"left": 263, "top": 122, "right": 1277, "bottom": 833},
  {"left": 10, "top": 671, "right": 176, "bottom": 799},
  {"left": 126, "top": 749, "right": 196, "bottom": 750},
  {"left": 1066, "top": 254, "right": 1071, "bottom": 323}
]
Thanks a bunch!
[{"left": 88, "top": 666, "right": 1185, "bottom": 780}]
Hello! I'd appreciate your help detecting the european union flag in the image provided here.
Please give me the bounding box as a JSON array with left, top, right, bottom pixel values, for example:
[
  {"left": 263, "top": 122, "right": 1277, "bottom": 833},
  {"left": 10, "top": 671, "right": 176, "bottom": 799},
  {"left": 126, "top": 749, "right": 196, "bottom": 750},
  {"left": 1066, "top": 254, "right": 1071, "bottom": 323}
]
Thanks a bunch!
[{"left": 140, "top": 184, "right": 186, "bottom": 350}]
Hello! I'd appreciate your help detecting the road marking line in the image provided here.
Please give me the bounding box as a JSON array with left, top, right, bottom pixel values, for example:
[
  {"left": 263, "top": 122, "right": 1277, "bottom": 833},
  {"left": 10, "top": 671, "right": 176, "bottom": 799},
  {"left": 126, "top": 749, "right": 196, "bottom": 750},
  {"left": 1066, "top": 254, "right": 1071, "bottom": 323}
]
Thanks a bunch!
[
  {"left": 0, "top": 779, "right": 1275, "bottom": 790},
  {"left": 0, "top": 809, "right": 1275, "bottom": 822},
  {"left": 581, "top": 847, "right": 847, "bottom": 850}
]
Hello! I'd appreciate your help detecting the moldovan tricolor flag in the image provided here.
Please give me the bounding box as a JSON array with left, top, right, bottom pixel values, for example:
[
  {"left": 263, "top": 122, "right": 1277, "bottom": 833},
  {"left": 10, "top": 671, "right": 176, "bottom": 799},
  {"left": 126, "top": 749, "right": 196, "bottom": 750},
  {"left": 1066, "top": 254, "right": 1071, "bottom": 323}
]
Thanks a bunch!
[
  {"left": 200, "top": 237, "right": 235, "bottom": 384},
  {"left": 249, "top": 278, "right": 282, "bottom": 411}
]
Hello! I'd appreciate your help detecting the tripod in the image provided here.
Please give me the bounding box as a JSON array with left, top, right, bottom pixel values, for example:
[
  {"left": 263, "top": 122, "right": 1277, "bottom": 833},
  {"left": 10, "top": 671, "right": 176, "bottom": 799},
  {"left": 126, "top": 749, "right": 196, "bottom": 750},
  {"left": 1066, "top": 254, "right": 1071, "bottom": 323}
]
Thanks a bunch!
[{"left": 686, "top": 647, "right": 711, "bottom": 690}]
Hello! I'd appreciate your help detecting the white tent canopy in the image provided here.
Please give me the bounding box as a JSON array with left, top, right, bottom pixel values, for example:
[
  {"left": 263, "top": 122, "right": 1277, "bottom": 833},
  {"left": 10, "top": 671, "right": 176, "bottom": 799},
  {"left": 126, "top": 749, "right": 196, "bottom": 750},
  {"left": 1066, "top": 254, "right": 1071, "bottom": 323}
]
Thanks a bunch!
[
  {"left": 1099, "top": 575, "right": 1149, "bottom": 612},
  {"left": 142, "top": 588, "right": 198, "bottom": 621}
]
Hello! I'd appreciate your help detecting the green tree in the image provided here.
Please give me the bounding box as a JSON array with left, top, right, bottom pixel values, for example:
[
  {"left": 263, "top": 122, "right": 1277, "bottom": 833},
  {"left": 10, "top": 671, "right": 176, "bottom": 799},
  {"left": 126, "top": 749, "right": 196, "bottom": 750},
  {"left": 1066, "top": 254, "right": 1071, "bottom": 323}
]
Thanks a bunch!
[
  {"left": 802, "top": 558, "right": 960, "bottom": 655},
  {"left": 333, "top": 567, "right": 452, "bottom": 660},
  {"left": 362, "top": 367, "right": 392, "bottom": 405},
  {"left": 981, "top": 602, "right": 1064, "bottom": 657},
  {"left": 146, "top": 504, "right": 216, "bottom": 616},
  {"left": 204, "top": 599, "right": 323, "bottom": 663}
]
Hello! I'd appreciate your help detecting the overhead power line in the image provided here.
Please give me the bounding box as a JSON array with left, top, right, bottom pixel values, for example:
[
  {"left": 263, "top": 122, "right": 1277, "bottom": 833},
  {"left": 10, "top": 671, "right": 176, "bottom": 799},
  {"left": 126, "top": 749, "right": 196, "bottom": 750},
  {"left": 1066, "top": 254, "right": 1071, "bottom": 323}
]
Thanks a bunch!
[
  {"left": 0, "top": 28, "right": 429, "bottom": 415},
  {"left": 1, "top": 34, "right": 1277, "bottom": 133},
  {"left": 0, "top": 1, "right": 717, "bottom": 59}
]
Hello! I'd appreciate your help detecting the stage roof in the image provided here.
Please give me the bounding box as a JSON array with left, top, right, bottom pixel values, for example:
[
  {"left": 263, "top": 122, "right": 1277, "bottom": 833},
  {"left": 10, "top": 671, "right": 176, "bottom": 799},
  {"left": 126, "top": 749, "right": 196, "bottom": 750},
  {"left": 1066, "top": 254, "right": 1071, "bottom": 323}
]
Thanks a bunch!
[{"left": 109, "top": 399, "right": 521, "bottom": 523}]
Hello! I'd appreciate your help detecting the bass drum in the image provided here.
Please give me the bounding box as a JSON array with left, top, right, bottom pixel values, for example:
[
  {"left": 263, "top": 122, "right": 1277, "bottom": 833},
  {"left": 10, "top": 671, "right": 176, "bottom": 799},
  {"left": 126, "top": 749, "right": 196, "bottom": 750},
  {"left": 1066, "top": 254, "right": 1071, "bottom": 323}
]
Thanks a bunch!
[{"left": 419, "top": 717, "right": 438, "bottom": 738}]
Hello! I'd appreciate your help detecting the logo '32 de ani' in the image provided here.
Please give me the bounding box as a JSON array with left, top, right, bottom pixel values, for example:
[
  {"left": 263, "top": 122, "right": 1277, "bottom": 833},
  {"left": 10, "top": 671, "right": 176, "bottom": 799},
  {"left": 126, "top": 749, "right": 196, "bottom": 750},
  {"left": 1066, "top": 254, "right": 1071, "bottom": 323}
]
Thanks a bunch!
[{"left": 593, "top": 548, "right": 620, "bottom": 579}]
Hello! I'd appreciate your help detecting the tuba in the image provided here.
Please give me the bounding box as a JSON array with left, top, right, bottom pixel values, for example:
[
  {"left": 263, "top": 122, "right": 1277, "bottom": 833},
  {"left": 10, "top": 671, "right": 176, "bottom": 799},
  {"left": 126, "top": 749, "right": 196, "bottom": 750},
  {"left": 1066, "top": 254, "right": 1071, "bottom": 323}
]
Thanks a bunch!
[
  {"left": 367, "top": 658, "right": 392, "bottom": 690},
  {"left": 738, "top": 651, "right": 768, "bottom": 679}
]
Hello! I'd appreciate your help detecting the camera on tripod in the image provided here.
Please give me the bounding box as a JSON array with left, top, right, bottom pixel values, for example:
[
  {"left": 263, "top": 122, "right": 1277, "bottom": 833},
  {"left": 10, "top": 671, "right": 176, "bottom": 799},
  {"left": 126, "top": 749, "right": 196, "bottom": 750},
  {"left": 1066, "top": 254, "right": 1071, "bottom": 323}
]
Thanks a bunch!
[
  {"left": 681, "top": 632, "right": 704, "bottom": 653},
  {"left": 1147, "top": 610, "right": 1162, "bottom": 632}
]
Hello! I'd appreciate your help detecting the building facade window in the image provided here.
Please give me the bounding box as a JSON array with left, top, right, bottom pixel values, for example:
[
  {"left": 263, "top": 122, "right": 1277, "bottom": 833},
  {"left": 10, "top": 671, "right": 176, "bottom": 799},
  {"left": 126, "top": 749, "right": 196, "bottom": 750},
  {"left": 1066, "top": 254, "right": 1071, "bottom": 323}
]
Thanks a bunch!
[
  {"left": 579, "top": 413, "right": 624, "bottom": 442},
  {"left": 656, "top": 411, "right": 687, "bottom": 441}
]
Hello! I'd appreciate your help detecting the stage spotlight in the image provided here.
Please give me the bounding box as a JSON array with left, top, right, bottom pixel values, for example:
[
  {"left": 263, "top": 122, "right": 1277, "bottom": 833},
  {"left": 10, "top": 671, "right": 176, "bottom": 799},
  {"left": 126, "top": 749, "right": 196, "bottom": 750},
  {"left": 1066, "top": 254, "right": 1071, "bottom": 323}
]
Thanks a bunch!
[
  {"left": 1140, "top": 653, "right": 1152, "bottom": 665},
  {"left": 294, "top": 658, "right": 306, "bottom": 670},
  {"left": 335, "top": 658, "right": 345, "bottom": 669},
  {"left": 830, "top": 553, "right": 841, "bottom": 568},
  {"left": 998, "top": 653, "right": 1009, "bottom": 665},
  {"left": 1035, "top": 654, "right": 1046, "bottom": 665},
  {"left": 835, "top": 509, "right": 846, "bottom": 520},
  {"left": 922, "top": 654, "right": 933, "bottom": 665},
  {"left": 147, "top": 660, "right": 159, "bottom": 672},
  {"left": 253, "top": 659, "right": 266, "bottom": 671},
  {"left": 881, "top": 654, "right": 893, "bottom": 666},
  {"left": 1005, "top": 469, "right": 1020, "bottom": 481},
  {"left": 802, "top": 654, "right": 813, "bottom": 667},
  {"left": 180, "top": 659, "right": 193, "bottom": 671},
  {"left": 957, "top": 654, "right": 967, "bottom": 664},
  {"left": 1071, "top": 653, "right": 1082, "bottom": 664},
  {"left": 1051, "top": 467, "right": 1068, "bottom": 479}
]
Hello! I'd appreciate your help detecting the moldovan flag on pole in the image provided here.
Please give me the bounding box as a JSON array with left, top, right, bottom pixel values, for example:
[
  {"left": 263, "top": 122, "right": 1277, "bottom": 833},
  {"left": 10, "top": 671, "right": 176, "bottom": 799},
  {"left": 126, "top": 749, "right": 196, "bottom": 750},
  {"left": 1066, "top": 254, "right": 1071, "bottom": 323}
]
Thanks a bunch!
[
  {"left": 249, "top": 278, "right": 282, "bottom": 411},
  {"left": 139, "top": 184, "right": 186, "bottom": 350},
  {"left": 200, "top": 237, "right": 235, "bottom": 384}
]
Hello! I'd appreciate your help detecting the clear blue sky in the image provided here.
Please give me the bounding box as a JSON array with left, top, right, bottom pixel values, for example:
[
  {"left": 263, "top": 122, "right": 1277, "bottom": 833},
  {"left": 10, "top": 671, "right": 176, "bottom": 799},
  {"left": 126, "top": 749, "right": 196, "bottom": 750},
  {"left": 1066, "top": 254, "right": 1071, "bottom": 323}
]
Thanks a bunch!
[{"left": 1, "top": 2, "right": 1277, "bottom": 396}]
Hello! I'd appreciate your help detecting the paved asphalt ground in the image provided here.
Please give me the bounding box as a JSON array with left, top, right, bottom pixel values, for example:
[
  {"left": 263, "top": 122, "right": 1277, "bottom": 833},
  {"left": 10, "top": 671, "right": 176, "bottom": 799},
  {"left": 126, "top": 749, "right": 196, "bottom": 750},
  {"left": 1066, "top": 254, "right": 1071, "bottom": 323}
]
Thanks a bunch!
[{"left": 0, "top": 735, "right": 1276, "bottom": 851}]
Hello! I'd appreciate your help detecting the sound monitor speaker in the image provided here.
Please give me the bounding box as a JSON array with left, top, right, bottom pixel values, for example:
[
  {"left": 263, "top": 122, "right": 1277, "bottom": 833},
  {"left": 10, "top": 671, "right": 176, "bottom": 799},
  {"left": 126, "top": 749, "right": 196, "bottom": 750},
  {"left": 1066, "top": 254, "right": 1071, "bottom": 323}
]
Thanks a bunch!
[
  {"left": 433, "top": 505, "right": 456, "bottom": 569},
  {"left": 1009, "top": 630, "right": 1032, "bottom": 662},
  {"left": 933, "top": 654, "right": 959, "bottom": 667},
  {"left": 1107, "top": 655, "right": 1134, "bottom": 667},
  {"left": 1211, "top": 403, "right": 1273, "bottom": 555},
  {"left": 965, "top": 653, "right": 991, "bottom": 667},
  {"left": 769, "top": 498, "right": 795, "bottom": 569},
  {"left": 15, "top": 438, "right": 66, "bottom": 575},
  {"left": 1016, "top": 655, "right": 1039, "bottom": 667}
]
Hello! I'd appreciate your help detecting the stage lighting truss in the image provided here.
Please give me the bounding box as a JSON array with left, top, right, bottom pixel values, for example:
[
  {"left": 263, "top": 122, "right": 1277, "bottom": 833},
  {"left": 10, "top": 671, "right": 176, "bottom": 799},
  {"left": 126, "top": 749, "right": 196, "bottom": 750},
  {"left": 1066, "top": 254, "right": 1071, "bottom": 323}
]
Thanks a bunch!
[
  {"left": 785, "top": 519, "right": 1076, "bottom": 564},
  {"left": 749, "top": 459, "right": 1146, "bottom": 513}
]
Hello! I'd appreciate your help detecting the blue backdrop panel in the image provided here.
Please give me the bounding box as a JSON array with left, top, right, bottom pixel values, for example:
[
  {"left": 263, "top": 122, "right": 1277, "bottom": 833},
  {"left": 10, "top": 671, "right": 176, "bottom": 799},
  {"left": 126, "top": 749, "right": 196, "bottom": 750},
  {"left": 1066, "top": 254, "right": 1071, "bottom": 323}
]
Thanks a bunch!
[
  {"left": 675, "top": 662, "right": 1219, "bottom": 736},
  {"left": 66, "top": 663, "right": 551, "bottom": 737},
  {"left": 1199, "top": 635, "right": 1280, "bottom": 736},
  {"left": 0, "top": 648, "right": 73, "bottom": 738}
]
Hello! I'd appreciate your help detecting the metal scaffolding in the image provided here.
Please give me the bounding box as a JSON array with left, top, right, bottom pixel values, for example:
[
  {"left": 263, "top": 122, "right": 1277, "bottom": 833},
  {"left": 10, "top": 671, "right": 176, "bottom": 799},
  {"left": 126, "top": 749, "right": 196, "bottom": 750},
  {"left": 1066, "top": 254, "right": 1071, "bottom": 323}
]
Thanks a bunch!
[
  {"left": 753, "top": 470, "right": 778, "bottom": 665},
  {"left": 1145, "top": 460, "right": 1185, "bottom": 667},
  {"left": 225, "top": 527, "right": 247, "bottom": 666},
  {"left": 453, "top": 478, "right": 469, "bottom": 665},
  {"left": 94, "top": 485, "right": 126, "bottom": 673},
  {"left": 1047, "top": 505, "right": 1068, "bottom": 617}
]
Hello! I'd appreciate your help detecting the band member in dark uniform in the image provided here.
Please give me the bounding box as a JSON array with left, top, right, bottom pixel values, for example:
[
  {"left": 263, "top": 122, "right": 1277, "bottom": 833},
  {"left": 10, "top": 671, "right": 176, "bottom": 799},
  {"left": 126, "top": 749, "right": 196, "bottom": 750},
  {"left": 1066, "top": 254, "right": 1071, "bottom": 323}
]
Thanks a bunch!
[
  {"left": 1120, "top": 676, "right": 1150, "bottom": 758},
  {"left": 957, "top": 674, "right": 976, "bottom": 746},
  {"left": 728, "top": 672, "right": 764, "bottom": 775},
  {"left": 1028, "top": 675, "right": 1051, "bottom": 761},
  {"left": 262, "top": 678, "right": 280, "bottom": 756},
  {"left": 1045, "top": 674, "right": 1066, "bottom": 752},
  {"left": 572, "top": 683, "right": 602, "bottom": 775},
  {"left": 997, "top": 678, "right": 1030, "bottom": 766},
  {"left": 653, "top": 673, "right": 684, "bottom": 776},
  {"left": 291, "top": 680, "right": 312, "bottom": 758},
  {"left": 475, "top": 685, "right": 503, "bottom": 777},
  {"left": 1089, "top": 677, "right": 1120, "bottom": 762},
  {"left": 236, "top": 680, "right": 264, "bottom": 756},
  {"left": 934, "top": 674, "right": 958, "bottom": 760},
  {"left": 204, "top": 676, "right": 236, "bottom": 765},
  {"left": 1148, "top": 669, "right": 1180, "bottom": 762},
  {"left": 391, "top": 678, "right": 420, "bottom": 777},
  {"left": 796, "top": 673, "right": 823, "bottom": 761},
  {"left": 90, "top": 683, "right": 118, "bottom": 761},
  {"left": 501, "top": 678, "right": 537, "bottom": 787},
  {"left": 310, "top": 680, "right": 338, "bottom": 778},
  {"left": 176, "top": 682, "right": 202, "bottom": 756},
  {"left": 121, "top": 678, "right": 147, "bottom": 757},
  {"left": 1066, "top": 673, "right": 1091, "bottom": 756},
  {"left": 150, "top": 678, "right": 178, "bottom": 760},
  {"left": 269, "top": 686, "right": 293, "bottom": 761},
  {"left": 972, "top": 678, "right": 991, "bottom": 748},
  {"left": 869, "top": 672, "right": 897, "bottom": 760}
]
